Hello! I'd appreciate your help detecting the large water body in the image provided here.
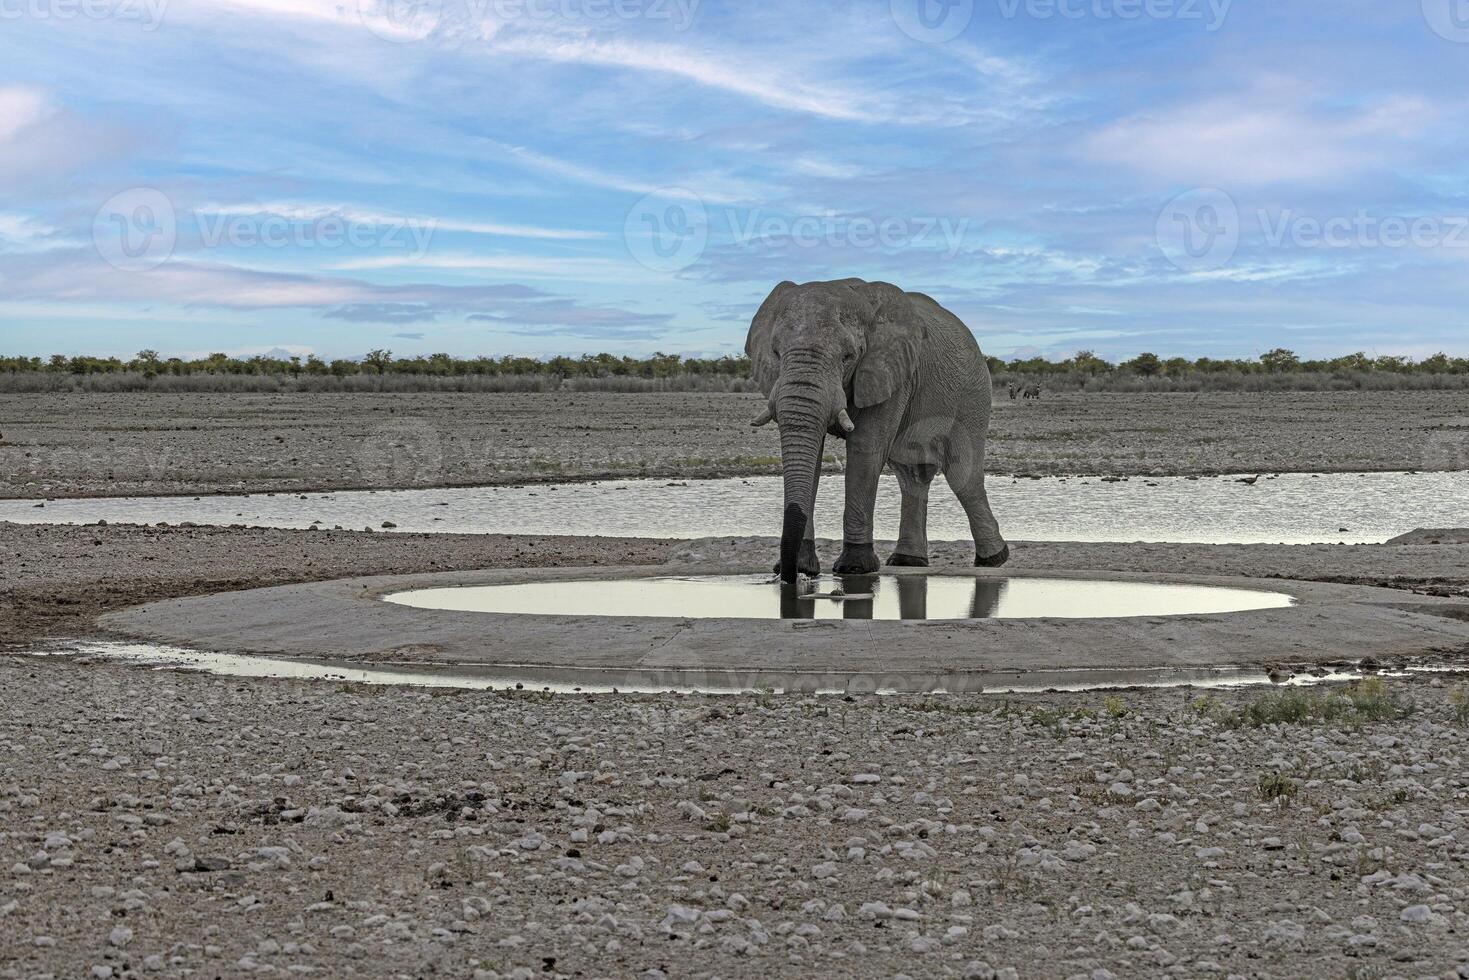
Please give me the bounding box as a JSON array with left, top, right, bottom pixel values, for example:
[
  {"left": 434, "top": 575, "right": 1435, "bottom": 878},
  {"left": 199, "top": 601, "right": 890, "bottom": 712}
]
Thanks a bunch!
[{"left": 2, "top": 471, "right": 1462, "bottom": 544}]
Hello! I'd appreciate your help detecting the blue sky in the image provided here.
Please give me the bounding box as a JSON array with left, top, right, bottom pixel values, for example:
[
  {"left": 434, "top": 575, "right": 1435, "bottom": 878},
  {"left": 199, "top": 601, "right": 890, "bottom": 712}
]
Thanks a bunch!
[{"left": 1, "top": 0, "right": 1467, "bottom": 361}]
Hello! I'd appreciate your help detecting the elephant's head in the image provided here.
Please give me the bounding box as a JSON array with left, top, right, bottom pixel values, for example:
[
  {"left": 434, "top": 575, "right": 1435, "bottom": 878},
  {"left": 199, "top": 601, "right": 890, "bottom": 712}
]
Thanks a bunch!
[{"left": 744, "top": 278, "right": 926, "bottom": 582}]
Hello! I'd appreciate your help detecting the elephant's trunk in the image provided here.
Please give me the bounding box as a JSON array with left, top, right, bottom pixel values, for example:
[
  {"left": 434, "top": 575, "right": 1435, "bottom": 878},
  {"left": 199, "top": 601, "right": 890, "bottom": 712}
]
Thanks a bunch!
[{"left": 776, "top": 389, "right": 828, "bottom": 583}]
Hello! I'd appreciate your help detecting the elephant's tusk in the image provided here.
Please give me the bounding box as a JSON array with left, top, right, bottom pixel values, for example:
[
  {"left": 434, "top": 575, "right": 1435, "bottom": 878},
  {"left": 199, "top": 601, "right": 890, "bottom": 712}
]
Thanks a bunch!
[
  {"left": 750, "top": 407, "right": 774, "bottom": 427},
  {"left": 836, "top": 409, "right": 855, "bottom": 433}
]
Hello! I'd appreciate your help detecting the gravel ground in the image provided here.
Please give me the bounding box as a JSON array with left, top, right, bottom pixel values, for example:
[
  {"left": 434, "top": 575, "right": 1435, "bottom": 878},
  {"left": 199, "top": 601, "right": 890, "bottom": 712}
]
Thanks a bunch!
[
  {"left": 3, "top": 389, "right": 1466, "bottom": 498},
  {"left": 4, "top": 658, "right": 1469, "bottom": 979}
]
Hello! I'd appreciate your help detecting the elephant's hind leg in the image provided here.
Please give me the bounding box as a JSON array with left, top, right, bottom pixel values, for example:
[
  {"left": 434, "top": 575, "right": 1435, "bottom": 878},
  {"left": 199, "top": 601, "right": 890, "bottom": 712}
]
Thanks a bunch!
[
  {"left": 949, "top": 464, "right": 1009, "bottom": 567},
  {"left": 886, "top": 463, "right": 936, "bottom": 567}
]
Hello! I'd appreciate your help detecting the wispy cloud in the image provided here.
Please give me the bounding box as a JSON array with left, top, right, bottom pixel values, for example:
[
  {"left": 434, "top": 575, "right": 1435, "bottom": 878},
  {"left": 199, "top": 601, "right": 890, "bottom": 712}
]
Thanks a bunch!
[
  {"left": 0, "top": 249, "right": 672, "bottom": 337},
  {"left": 467, "top": 298, "right": 672, "bottom": 338},
  {"left": 201, "top": 202, "right": 604, "bottom": 241},
  {"left": 492, "top": 34, "right": 883, "bottom": 122},
  {"left": 0, "top": 86, "right": 53, "bottom": 142},
  {"left": 0, "top": 212, "right": 72, "bottom": 253},
  {"left": 1084, "top": 90, "right": 1435, "bottom": 186},
  {"left": 331, "top": 253, "right": 635, "bottom": 281},
  {"left": 0, "top": 85, "right": 146, "bottom": 190},
  {"left": 0, "top": 251, "right": 545, "bottom": 310}
]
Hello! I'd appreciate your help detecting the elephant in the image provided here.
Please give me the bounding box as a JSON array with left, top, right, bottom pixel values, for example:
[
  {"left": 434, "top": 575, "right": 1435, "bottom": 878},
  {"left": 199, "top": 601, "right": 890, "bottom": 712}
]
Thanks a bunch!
[{"left": 744, "top": 278, "right": 1010, "bottom": 583}]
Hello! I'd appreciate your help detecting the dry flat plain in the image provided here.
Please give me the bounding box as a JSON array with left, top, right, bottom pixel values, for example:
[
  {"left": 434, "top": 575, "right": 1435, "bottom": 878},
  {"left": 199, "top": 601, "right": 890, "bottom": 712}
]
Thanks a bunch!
[
  {"left": 1, "top": 389, "right": 1466, "bottom": 497},
  {"left": 2, "top": 389, "right": 1469, "bottom": 979}
]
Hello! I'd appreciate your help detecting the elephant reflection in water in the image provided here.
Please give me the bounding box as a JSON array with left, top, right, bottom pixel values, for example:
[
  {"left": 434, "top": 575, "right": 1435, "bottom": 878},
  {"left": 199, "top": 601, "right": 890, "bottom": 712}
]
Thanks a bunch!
[
  {"left": 776, "top": 576, "right": 1009, "bottom": 620},
  {"left": 888, "top": 576, "right": 1008, "bottom": 620}
]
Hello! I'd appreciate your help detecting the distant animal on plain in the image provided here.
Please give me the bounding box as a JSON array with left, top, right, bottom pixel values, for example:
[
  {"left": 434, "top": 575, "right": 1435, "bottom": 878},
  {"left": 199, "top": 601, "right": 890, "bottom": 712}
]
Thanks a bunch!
[
  {"left": 1022, "top": 384, "right": 1041, "bottom": 400},
  {"left": 1007, "top": 383, "right": 1018, "bottom": 401},
  {"left": 745, "top": 278, "right": 1010, "bottom": 581}
]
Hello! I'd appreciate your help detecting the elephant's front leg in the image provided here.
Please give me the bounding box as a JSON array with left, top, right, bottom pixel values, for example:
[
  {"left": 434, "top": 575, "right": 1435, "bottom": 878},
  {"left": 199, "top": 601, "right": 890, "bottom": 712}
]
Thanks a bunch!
[
  {"left": 832, "top": 445, "right": 884, "bottom": 574},
  {"left": 887, "top": 463, "right": 934, "bottom": 566}
]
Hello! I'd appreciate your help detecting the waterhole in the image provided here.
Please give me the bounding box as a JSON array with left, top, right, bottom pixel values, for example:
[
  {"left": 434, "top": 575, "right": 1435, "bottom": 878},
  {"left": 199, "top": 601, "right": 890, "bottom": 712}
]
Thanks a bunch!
[{"left": 383, "top": 574, "right": 1296, "bottom": 621}]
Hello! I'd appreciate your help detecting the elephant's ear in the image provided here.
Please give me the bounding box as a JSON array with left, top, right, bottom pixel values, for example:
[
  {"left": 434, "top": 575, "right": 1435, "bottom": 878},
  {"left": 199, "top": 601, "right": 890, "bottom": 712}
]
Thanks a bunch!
[
  {"left": 854, "top": 290, "right": 925, "bottom": 408},
  {"left": 745, "top": 281, "right": 794, "bottom": 396}
]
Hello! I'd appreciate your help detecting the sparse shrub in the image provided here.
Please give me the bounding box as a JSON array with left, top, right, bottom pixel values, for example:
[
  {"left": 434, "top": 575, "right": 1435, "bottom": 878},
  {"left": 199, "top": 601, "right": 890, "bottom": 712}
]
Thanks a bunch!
[
  {"left": 5, "top": 345, "right": 1467, "bottom": 394},
  {"left": 1190, "top": 695, "right": 1220, "bottom": 717},
  {"left": 1224, "top": 679, "right": 1412, "bottom": 729},
  {"left": 1450, "top": 688, "right": 1469, "bottom": 726},
  {"left": 1343, "top": 677, "right": 1412, "bottom": 722},
  {"left": 1258, "top": 772, "right": 1298, "bottom": 803}
]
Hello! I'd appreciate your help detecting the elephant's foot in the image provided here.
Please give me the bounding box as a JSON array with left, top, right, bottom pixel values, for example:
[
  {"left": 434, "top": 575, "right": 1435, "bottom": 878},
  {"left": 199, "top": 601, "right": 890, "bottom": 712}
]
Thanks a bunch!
[
  {"left": 974, "top": 544, "right": 1011, "bottom": 568},
  {"left": 885, "top": 552, "right": 930, "bottom": 567},
  {"left": 833, "top": 543, "right": 881, "bottom": 575},
  {"left": 773, "top": 540, "right": 821, "bottom": 578}
]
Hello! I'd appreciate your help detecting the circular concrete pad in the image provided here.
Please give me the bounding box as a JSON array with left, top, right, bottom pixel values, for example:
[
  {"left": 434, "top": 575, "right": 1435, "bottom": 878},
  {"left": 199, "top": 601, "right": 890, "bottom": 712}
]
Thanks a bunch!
[{"left": 98, "top": 564, "right": 1469, "bottom": 692}]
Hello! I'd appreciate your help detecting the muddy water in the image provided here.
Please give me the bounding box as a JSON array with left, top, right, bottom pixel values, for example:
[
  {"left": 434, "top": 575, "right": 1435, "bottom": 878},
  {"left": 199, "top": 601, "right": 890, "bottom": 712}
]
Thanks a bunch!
[
  {"left": 32, "top": 641, "right": 1404, "bottom": 696},
  {"left": 384, "top": 574, "right": 1296, "bottom": 621},
  {"left": 2, "top": 471, "right": 1461, "bottom": 544}
]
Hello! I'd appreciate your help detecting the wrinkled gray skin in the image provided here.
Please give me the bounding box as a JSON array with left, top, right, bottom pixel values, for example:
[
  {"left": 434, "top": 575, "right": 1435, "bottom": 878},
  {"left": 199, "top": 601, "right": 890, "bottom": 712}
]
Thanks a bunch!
[{"left": 745, "top": 278, "right": 1009, "bottom": 582}]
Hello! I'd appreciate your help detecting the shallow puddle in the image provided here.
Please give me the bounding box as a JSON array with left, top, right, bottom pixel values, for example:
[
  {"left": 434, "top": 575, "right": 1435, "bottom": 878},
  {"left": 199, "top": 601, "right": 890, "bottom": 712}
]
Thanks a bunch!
[
  {"left": 3, "top": 471, "right": 1462, "bottom": 544},
  {"left": 384, "top": 574, "right": 1296, "bottom": 621},
  {"left": 26, "top": 641, "right": 1414, "bottom": 695}
]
